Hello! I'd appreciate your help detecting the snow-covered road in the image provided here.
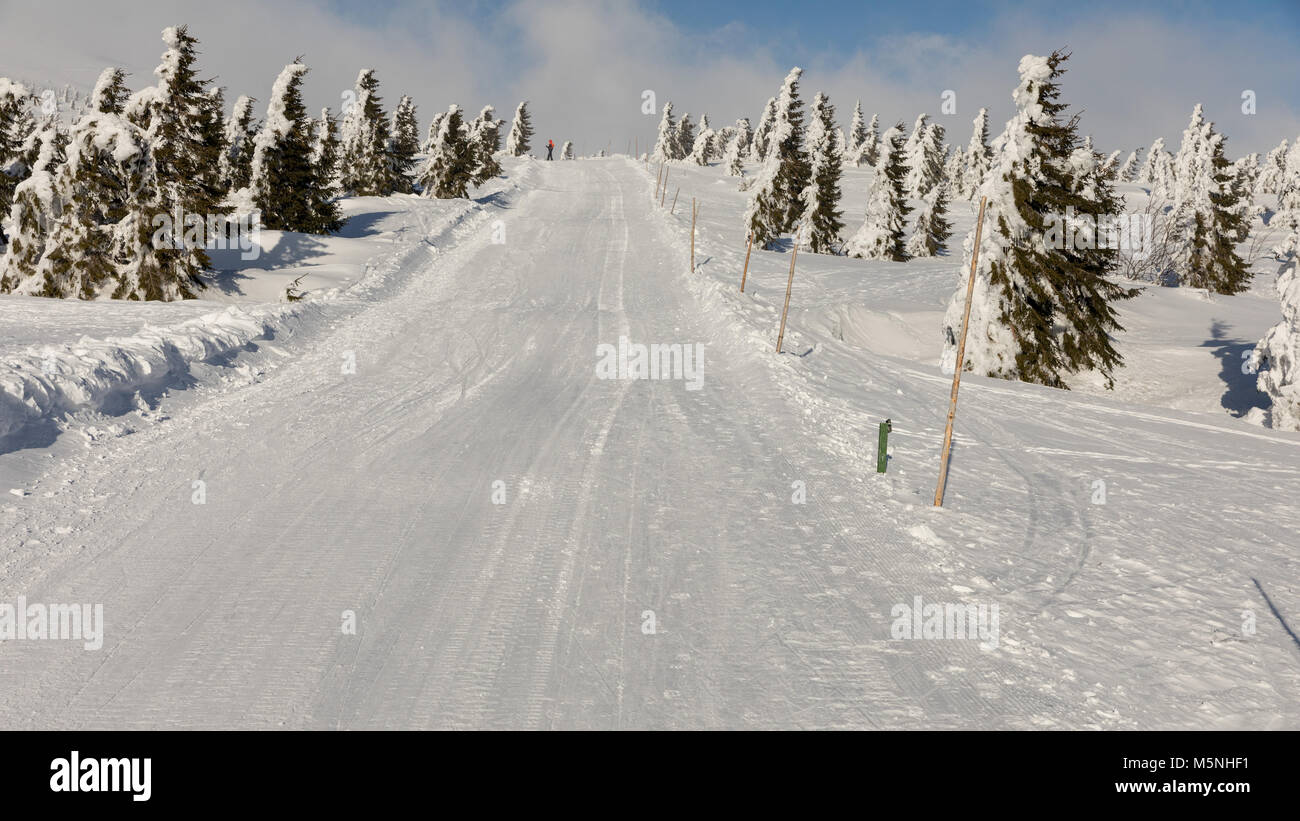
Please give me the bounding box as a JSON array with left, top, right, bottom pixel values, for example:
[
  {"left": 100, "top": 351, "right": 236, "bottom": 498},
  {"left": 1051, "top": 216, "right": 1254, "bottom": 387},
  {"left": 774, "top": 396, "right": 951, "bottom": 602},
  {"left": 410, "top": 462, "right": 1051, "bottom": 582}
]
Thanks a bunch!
[{"left": 1, "top": 158, "right": 1297, "bottom": 729}]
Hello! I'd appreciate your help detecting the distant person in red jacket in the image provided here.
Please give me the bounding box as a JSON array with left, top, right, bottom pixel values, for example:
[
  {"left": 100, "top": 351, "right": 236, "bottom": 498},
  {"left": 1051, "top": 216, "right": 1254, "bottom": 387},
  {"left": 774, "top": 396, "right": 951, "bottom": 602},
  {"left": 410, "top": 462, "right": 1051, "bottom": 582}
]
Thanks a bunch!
[{"left": 546, "top": 139, "right": 555, "bottom": 160}]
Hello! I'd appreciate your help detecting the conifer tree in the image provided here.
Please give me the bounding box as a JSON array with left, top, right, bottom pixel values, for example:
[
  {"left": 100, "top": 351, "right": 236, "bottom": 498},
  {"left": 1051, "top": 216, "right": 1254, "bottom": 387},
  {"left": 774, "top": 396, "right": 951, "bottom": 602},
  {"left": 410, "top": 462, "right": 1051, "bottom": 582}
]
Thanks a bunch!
[
  {"left": 466, "top": 105, "right": 502, "bottom": 185},
  {"left": 673, "top": 113, "right": 695, "bottom": 160},
  {"left": 311, "top": 107, "right": 340, "bottom": 196},
  {"left": 1182, "top": 129, "right": 1251, "bottom": 293},
  {"left": 19, "top": 103, "right": 150, "bottom": 298},
  {"left": 561, "top": 140, "right": 574, "bottom": 159},
  {"left": 848, "top": 100, "right": 867, "bottom": 159},
  {"left": 940, "top": 51, "right": 1137, "bottom": 389},
  {"left": 0, "top": 79, "right": 34, "bottom": 246},
  {"left": 750, "top": 97, "right": 776, "bottom": 161},
  {"left": 89, "top": 68, "right": 129, "bottom": 116},
  {"left": 689, "top": 127, "right": 714, "bottom": 165},
  {"left": 418, "top": 104, "right": 474, "bottom": 198},
  {"left": 796, "top": 92, "right": 844, "bottom": 254},
  {"left": 1260, "top": 139, "right": 1289, "bottom": 193},
  {"left": 731, "top": 117, "right": 752, "bottom": 159},
  {"left": 1118, "top": 147, "right": 1142, "bottom": 182},
  {"left": 220, "top": 94, "right": 258, "bottom": 193},
  {"left": 389, "top": 94, "right": 420, "bottom": 194},
  {"left": 505, "top": 100, "right": 533, "bottom": 157},
  {"left": 651, "top": 101, "right": 676, "bottom": 163},
  {"left": 905, "top": 180, "right": 953, "bottom": 258},
  {"left": 340, "top": 69, "right": 394, "bottom": 195},
  {"left": 1254, "top": 186, "right": 1300, "bottom": 429},
  {"left": 251, "top": 62, "right": 343, "bottom": 234},
  {"left": 769, "top": 67, "right": 811, "bottom": 233},
  {"left": 123, "top": 26, "right": 224, "bottom": 299},
  {"left": 0, "top": 126, "right": 65, "bottom": 293},
  {"left": 945, "top": 145, "right": 966, "bottom": 194},
  {"left": 859, "top": 112, "right": 880, "bottom": 167},
  {"left": 962, "top": 107, "right": 992, "bottom": 198},
  {"left": 904, "top": 115, "right": 945, "bottom": 199},
  {"left": 724, "top": 125, "right": 747, "bottom": 178},
  {"left": 844, "top": 123, "right": 911, "bottom": 260}
]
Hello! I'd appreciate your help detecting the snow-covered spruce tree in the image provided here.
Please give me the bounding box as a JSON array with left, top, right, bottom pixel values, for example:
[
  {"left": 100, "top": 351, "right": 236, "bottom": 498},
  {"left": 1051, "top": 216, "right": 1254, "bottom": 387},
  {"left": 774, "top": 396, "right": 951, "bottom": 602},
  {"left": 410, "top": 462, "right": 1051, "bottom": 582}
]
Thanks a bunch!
[
  {"left": 1270, "top": 142, "right": 1300, "bottom": 258},
  {"left": 1138, "top": 136, "right": 1174, "bottom": 198},
  {"left": 310, "top": 107, "right": 340, "bottom": 197},
  {"left": 743, "top": 69, "right": 813, "bottom": 250},
  {"left": 940, "top": 51, "right": 1137, "bottom": 389},
  {"left": 423, "top": 109, "right": 447, "bottom": 155},
  {"left": 1230, "top": 153, "right": 1262, "bottom": 241},
  {"left": 505, "top": 100, "right": 533, "bottom": 157},
  {"left": 220, "top": 94, "right": 258, "bottom": 193},
  {"left": 418, "top": 105, "right": 474, "bottom": 199},
  {"left": 197, "top": 86, "right": 227, "bottom": 209},
  {"left": 251, "top": 62, "right": 343, "bottom": 234},
  {"left": 0, "top": 126, "right": 66, "bottom": 293},
  {"left": 466, "top": 105, "right": 502, "bottom": 185},
  {"left": 651, "top": 101, "right": 676, "bottom": 163},
  {"left": 768, "top": 67, "right": 811, "bottom": 234},
  {"left": 796, "top": 92, "right": 844, "bottom": 254},
  {"left": 1254, "top": 221, "right": 1300, "bottom": 428},
  {"left": 561, "top": 140, "right": 574, "bottom": 159},
  {"left": 123, "top": 26, "right": 224, "bottom": 299},
  {"left": 906, "top": 179, "right": 953, "bottom": 258},
  {"left": 904, "top": 116, "right": 945, "bottom": 199},
  {"left": 340, "top": 69, "right": 394, "bottom": 195},
  {"left": 844, "top": 123, "right": 911, "bottom": 260},
  {"left": 847, "top": 100, "right": 866, "bottom": 158},
  {"left": 962, "top": 107, "right": 992, "bottom": 198},
  {"left": 1181, "top": 129, "right": 1251, "bottom": 293},
  {"left": 673, "top": 113, "right": 695, "bottom": 160},
  {"left": 945, "top": 146, "right": 966, "bottom": 194},
  {"left": 90, "top": 67, "right": 129, "bottom": 116},
  {"left": 16, "top": 98, "right": 153, "bottom": 298},
  {"left": 750, "top": 97, "right": 776, "bottom": 162},
  {"left": 1099, "top": 150, "right": 1122, "bottom": 180},
  {"left": 1118, "top": 147, "right": 1142, "bottom": 182},
  {"left": 389, "top": 94, "right": 420, "bottom": 194},
  {"left": 858, "top": 112, "right": 880, "bottom": 167},
  {"left": 1260, "top": 138, "right": 1289, "bottom": 194},
  {"left": 724, "top": 126, "right": 746, "bottom": 178},
  {"left": 731, "top": 117, "right": 752, "bottom": 158},
  {"left": 0, "top": 80, "right": 34, "bottom": 246},
  {"left": 688, "top": 127, "right": 714, "bottom": 165}
]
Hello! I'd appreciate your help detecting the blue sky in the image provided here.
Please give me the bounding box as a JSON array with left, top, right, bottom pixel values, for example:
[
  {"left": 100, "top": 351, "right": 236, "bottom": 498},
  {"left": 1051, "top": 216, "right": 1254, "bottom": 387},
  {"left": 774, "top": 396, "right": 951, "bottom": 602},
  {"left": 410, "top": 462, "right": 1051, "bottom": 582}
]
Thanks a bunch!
[{"left": 3, "top": 0, "right": 1298, "bottom": 157}]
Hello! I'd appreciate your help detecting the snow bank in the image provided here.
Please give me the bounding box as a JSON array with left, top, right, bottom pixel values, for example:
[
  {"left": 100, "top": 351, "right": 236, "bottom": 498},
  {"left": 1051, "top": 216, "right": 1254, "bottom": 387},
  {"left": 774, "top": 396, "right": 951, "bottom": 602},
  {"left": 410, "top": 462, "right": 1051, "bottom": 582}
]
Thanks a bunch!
[{"left": 0, "top": 159, "right": 535, "bottom": 445}]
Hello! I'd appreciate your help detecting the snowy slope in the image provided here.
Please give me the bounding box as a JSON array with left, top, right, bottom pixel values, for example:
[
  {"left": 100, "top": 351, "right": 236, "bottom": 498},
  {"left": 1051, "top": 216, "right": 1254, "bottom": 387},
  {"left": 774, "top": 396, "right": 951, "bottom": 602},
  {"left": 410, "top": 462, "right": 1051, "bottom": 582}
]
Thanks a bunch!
[{"left": 0, "top": 157, "right": 1297, "bottom": 729}]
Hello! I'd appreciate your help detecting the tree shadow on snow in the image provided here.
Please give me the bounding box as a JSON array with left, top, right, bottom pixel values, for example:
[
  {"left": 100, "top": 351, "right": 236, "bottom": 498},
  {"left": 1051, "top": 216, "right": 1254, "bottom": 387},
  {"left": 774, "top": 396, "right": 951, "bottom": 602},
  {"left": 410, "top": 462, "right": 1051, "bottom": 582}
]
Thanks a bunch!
[{"left": 1201, "top": 319, "right": 1270, "bottom": 417}]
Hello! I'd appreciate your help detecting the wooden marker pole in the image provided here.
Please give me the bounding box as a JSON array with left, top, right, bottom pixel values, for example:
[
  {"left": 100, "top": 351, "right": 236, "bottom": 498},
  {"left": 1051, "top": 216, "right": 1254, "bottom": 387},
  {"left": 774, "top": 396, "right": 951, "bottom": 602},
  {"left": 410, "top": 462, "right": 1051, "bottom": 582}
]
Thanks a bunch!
[
  {"left": 690, "top": 199, "right": 697, "bottom": 270},
  {"left": 775, "top": 245, "right": 798, "bottom": 353},
  {"left": 739, "top": 233, "right": 754, "bottom": 292},
  {"left": 660, "top": 167, "right": 669, "bottom": 207},
  {"left": 934, "top": 196, "right": 988, "bottom": 508},
  {"left": 670, "top": 187, "right": 680, "bottom": 214},
  {"left": 655, "top": 163, "right": 663, "bottom": 198}
]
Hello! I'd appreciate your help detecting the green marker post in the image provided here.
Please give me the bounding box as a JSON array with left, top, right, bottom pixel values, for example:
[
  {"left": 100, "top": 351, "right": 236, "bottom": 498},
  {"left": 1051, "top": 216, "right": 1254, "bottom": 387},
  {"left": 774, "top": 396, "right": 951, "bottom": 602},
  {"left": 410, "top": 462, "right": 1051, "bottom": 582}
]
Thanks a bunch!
[{"left": 877, "top": 419, "right": 892, "bottom": 473}]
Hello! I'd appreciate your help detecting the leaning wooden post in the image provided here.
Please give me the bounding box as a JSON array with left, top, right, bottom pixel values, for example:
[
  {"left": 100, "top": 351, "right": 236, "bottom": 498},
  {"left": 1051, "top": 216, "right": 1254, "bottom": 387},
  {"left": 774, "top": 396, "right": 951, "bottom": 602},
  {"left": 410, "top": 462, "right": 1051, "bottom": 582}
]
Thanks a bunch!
[
  {"left": 739, "top": 233, "right": 754, "bottom": 292},
  {"left": 660, "top": 167, "right": 669, "bottom": 207},
  {"left": 670, "top": 187, "right": 680, "bottom": 214},
  {"left": 690, "top": 199, "right": 697, "bottom": 270},
  {"left": 934, "top": 196, "right": 989, "bottom": 508},
  {"left": 655, "top": 163, "right": 663, "bottom": 198},
  {"left": 775, "top": 244, "right": 799, "bottom": 353}
]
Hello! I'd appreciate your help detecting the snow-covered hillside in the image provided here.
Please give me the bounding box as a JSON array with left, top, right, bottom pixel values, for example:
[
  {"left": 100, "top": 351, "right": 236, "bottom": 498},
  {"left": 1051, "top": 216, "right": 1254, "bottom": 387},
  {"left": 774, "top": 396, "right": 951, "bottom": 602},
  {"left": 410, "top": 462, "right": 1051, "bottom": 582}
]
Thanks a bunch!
[{"left": 0, "top": 155, "right": 1297, "bottom": 729}]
